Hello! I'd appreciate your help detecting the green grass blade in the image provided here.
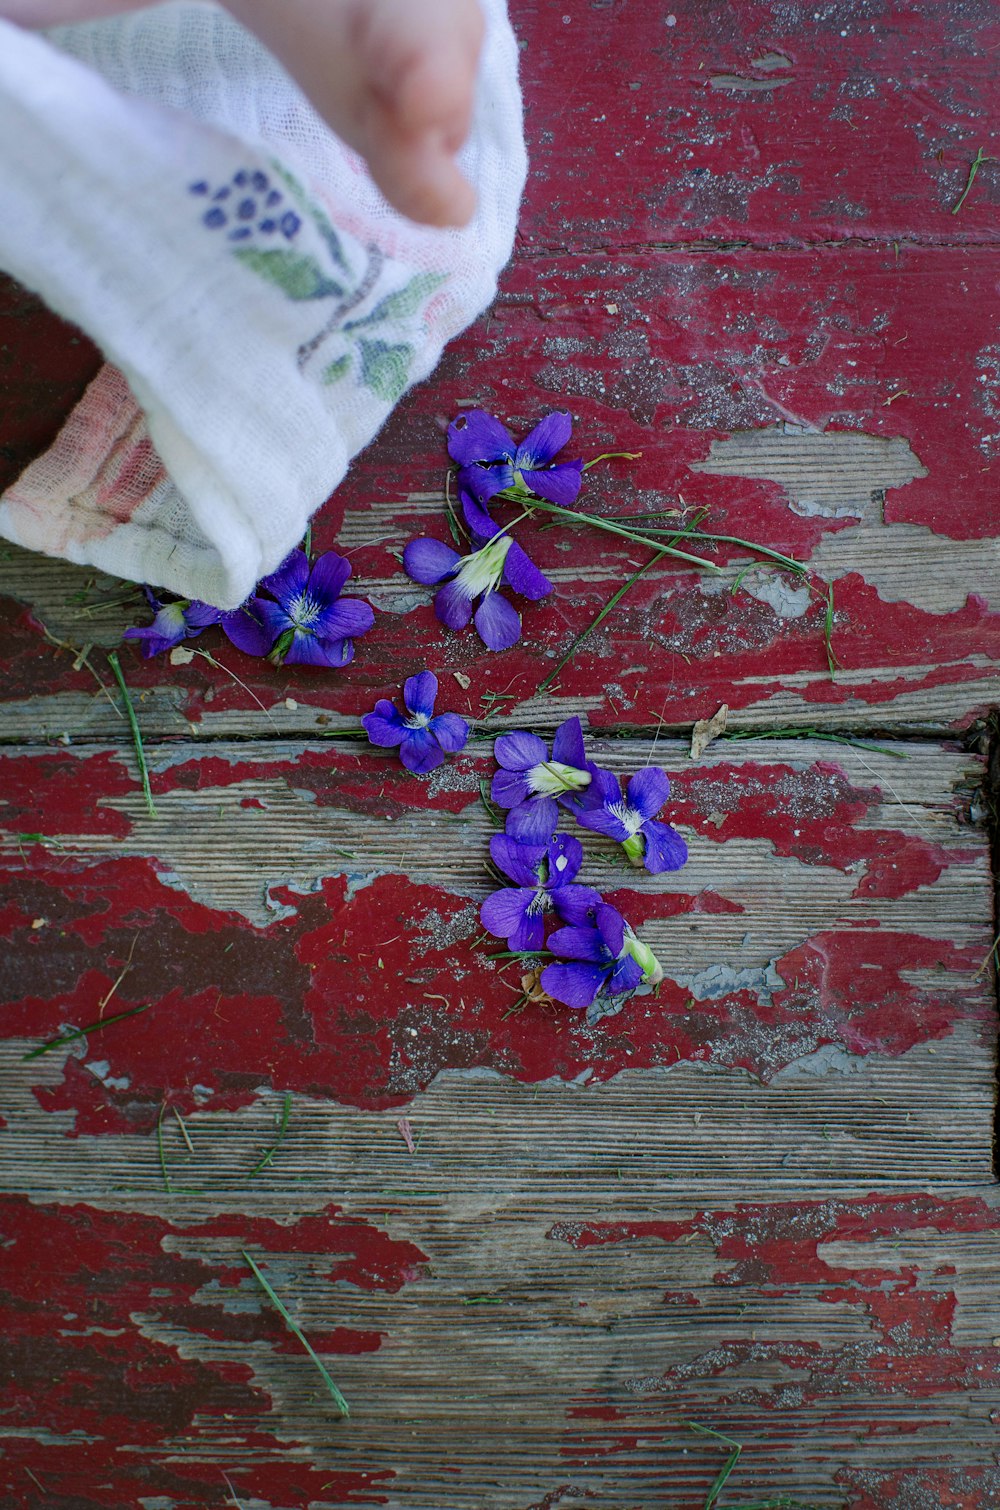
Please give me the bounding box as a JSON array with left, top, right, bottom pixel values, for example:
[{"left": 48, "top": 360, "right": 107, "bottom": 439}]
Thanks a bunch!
[
  {"left": 22, "top": 1002, "right": 150, "bottom": 1062},
  {"left": 156, "top": 1102, "right": 173, "bottom": 1194},
  {"left": 242, "top": 1250, "right": 350, "bottom": 1417},
  {"left": 537, "top": 547, "right": 670, "bottom": 694},
  {"left": 247, "top": 1093, "right": 292, "bottom": 1177},
  {"left": 107, "top": 650, "right": 157, "bottom": 818}
]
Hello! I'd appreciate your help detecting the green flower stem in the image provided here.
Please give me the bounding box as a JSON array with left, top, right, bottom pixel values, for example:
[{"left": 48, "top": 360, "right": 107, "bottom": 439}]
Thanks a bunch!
[
  {"left": 505, "top": 494, "right": 722, "bottom": 572},
  {"left": 681, "top": 530, "right": 806, "bottom": 575}
]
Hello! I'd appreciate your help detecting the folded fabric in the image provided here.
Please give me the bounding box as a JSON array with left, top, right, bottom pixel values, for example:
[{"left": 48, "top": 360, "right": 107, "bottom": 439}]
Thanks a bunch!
[{"left": 0, "top": 0, "right": 525, "bottom": 608}]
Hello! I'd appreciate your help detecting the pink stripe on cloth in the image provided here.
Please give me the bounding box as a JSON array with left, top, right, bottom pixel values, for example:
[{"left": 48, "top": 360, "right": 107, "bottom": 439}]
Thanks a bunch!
[{"left": 0, "top": 361, "right": 166, "bottom": 554}]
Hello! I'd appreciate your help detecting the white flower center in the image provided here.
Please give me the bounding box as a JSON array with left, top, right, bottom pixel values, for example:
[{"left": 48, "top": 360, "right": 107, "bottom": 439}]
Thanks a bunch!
[
  {"left": 404, "top": 712, "right": 431, "bottom": 730},
  {"left": 453, "top": 533, "right": 512, "bottom": 600},
  {"left": 288, "top": 591, "right": 322, "bottom": 631},
  {"left": 610, "top": 799, "right": 644, "bottom": 837},
  {"left": 527, "top": 760, "right": 591, "bottom": 797}
]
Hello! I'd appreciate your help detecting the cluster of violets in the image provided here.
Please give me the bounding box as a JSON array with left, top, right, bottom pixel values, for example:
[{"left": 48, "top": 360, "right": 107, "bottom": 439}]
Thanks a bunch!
[
  {"left": 126, "top": 408, "right": 579, "bottom": 662},
  {"left": 403, "top": 409, "right": 583, "bottom": 652},
  {"left": 125, "top": 549, "right": 374, "bottom": 668},
  {"left": 124, "top": 408, "right": 686, "bottom": 1012},
  {"left": 478, "top": 715, "right": 686, "bottom": 1011}
]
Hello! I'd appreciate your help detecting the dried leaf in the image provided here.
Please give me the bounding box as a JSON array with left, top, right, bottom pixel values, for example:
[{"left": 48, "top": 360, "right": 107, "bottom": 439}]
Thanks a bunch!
[{"left": 690, "top": 703, "right": 729, "bottom": 759}]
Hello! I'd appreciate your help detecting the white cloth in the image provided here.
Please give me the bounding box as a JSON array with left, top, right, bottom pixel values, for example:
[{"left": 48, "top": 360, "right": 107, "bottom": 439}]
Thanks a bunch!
[{"left": 0, "top": 1, "right": 525, "bottom": 608}]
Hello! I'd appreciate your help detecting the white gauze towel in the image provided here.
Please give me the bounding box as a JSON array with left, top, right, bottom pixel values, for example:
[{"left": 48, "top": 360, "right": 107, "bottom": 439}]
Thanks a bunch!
[{"left": 0, "top": 0, "right": 526, "bottom": 608}]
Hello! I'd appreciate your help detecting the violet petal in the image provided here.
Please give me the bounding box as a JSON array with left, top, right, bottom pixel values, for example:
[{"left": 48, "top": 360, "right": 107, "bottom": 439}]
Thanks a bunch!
[
  {"left": 489, "top": 833, "right": 543, "bottom": 888},
  {"left": 312, "top": 597, "right": 375, "bottom": 642},
  {"left": 399, "top": 727, "right": 443, "bottom": 774},
  {"left": 474, "top": 591, "right": 521, "bottom": 651},
  {"left": 458, "top": 463, "right": 512, "bottom": 506},
  {"left": 428, "top": 712, "right": 468, "bottom": 753},
  {"left": 404, "top": 536, "right": 460, "bottom": 586},
  {"left": 551, "top": 715, "right": 587, "bottom": 770},
  {"left": 491, "top": 768, "right": 531, "bottom": 809},
  {"left": 494, "top": 730, "right": 547, "bottom": 772},
  {"left": 361, "top": 706, "right": 406, "bottom": 748},
  {"left": 595, "top": 903, "right": 626, "bottom": 957},
  {"left": 547, "top": 924, "right": 606, "bottom": 963},
  {"left": 434, "top": 579, "right": 474, "bottom": 630},
  {"left": 447, "top": 409, "right": 515, "bottom": 466},
  {"left": 404, "top": 670, "right": 438, "bottom": 720},
  {"left": 481, "top": 885, "right": 534, "bottom": 941},
  {"left": 220, "top": 601, "right": 276, "bottom": 656},
  {"left": 540, "top": 961, "right": 608, "bottom": 1009},
  {"left": 505, "top": 798, "right": 560, "bottom": 845},
  {"left": 502, "top": 539, "right": 553, "bottom": 602},
  {"left": 552, "top": 885, "right": 602, "bottom": 926},
  {"left": 526, "top": 459, "right": 584, "bottom": 507},
  {"left": 516, "top": 410, "right": 572, "bottom": 468},
  {"left": 639, "top": 819, "right": 689, "bottom": 874},
  {"left": 307, "top": 551, "right": 352, "bottom": 603},
  {"left": 626, "top": 766, "right": 671, "bottom": 821},
  {"left": 259, "top": 548, "right": 310, "bottom": 607}
]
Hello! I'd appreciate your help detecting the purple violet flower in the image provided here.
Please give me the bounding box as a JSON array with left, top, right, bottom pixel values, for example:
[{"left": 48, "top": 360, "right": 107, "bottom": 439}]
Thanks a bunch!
[
  {"left": 362, "top": 672, "right": 468, "bottom": 774},
  {"left": 250, "top": 549, "right": 375, "bottom": 667},
  {"left": 574, "top": 766, "right": 688, "bottom": 875},
  {"left": 480, "top": 833, "right": 602, "bottom": 952},
  {"left": 123, "top": 586, "right": 272, "bottom": 659},
  {"left": 447, "top": 409, "right": 584, "bottom": 508},
  {"left": 540, "top": 903, "right": 663, "bottom": 1011},
  {"left": 403, "top": 491, "right": 552, "bottom": 652},
  {"left": 491, "top": 716, "right": 594, "bottom": 844}
]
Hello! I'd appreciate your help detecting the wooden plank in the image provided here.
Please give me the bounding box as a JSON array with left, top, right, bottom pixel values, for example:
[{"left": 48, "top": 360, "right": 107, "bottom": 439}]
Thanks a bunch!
[
  {"left": 3, "top": 1081, "right": 1000, "bottom": 1507},
  {"left": 1, "top": 736, "right": 991, "bottom": 1132},
  {"left": 3, "top": 246, "right": 999, "bottom": 735}
]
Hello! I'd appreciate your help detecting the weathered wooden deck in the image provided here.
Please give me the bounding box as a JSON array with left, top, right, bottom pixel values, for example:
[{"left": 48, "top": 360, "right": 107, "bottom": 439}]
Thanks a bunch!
[{"left": 2, "top": 2, "right": 999, "bottom": 1507}]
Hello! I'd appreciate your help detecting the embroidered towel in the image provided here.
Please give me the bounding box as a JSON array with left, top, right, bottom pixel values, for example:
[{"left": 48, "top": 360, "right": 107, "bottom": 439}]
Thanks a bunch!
[{"left": 0, "top": 0, "right": 525, "bottom": 609}]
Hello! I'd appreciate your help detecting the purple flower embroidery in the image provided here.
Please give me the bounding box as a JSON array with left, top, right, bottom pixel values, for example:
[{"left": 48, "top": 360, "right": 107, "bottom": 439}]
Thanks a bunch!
[
  {"left": 123, "top": 587, "right": 271, "bottom": 659},
  {"left": 540, "top": 903, "right": 663, "bottom": 1011},
  {"left": 403, "top": 491, "right": 552, "bottom": 652},
  {"left": 190, "top": 170, "right": 301, "bottom": 243},
  {"left": 362, "top": 672, "right": 469, "bottom": 774},
  {"left": 249, "top": 550, "right": 375, "bottom": 667},
  {"left": 574, "top": 766, "right": 688, "bottom": 875},
  {"left": 480, "top": 833, "right": 601, "bottom": 952},
  {"left": 447, "top": 409, "right": 584, "bottom": 508},
  {"left": 491, "top": 716, "right": 594, "bottom": 844}
]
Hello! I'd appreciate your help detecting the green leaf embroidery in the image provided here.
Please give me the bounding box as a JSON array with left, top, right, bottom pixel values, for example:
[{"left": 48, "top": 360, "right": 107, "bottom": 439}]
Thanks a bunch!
[
  {"left": 321, "top": 354, "right": 351, "bottom": 385},
  {"left": 358, "top": 339, "right": 413, "bottom": 403},
  {"left": 344, "top": 271, "right": 448, "bottom": 332},
  {"left": 233, "top": 247, "right": 343, "bottom": 301},
  {"left": 268, "top": 160, "right": 351, "bottom": 275}
]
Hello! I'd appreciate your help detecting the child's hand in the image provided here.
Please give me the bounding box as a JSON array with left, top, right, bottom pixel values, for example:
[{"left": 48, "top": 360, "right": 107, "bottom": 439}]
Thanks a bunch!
[{"left": 0, "top": 0, "right": 485, "bottom": 227}]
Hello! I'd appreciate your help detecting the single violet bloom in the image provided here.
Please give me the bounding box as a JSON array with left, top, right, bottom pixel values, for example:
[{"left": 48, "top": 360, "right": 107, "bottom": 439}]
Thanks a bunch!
[
  {"left": 447, "top": 408, "right": 584, "bottom": 508},
  {"left": 403, "top": 490, "right": 551, "bottom": 653},
  {"left": 491, "top": 715, "right": 594, "bottom": 844},
  {"left": 123, "top": 586, "right": 272, "bottom": 659},
  {"left": 480, "top": 832, "right": 602, "bottom": 952},
  {"left": 362, "top": 671, "right": 468, "bottom": 775},
  {"left": 574, "top": 766, "right": 688, "bottom": 875},
  {"left": 540, "top": 902, "right": 664, "bottom": 1011},
  {"left": 251, "top": 549, "right": 375, "bottom": 667}
]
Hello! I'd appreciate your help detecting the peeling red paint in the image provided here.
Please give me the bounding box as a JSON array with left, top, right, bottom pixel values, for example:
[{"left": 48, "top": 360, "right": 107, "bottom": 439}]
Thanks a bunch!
[{"left": 0, "top": 1196, "right": 415, "bottom": 1506}]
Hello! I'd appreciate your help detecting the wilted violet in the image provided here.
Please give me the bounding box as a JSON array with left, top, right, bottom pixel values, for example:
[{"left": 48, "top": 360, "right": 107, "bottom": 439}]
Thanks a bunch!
[
  {"left": 362, "top": 671, "right": 468, "bottom": 774},
  {"left": 574, "top": 766, "right": 688, "bottom": 875},
  {"left": 250, "top": 549, "right": 375, "bottom": 667},
  {"left": 124, "top": 586, "right": 272, "bottom": 659},
  {"left": 480, "top": 832, "right": 601, "bottom": 952},
  {"left": 540, "top": 902, "right": 663, "bottom": 1010},
  {"left": 491, "top": 715, "right": 594, "bottom": 844},
  {"left": 403, "top": 491, "right": 551, "bottom": 652},
  {"left": 447, "top": 408, "right": 584, "bottom": 508}
]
